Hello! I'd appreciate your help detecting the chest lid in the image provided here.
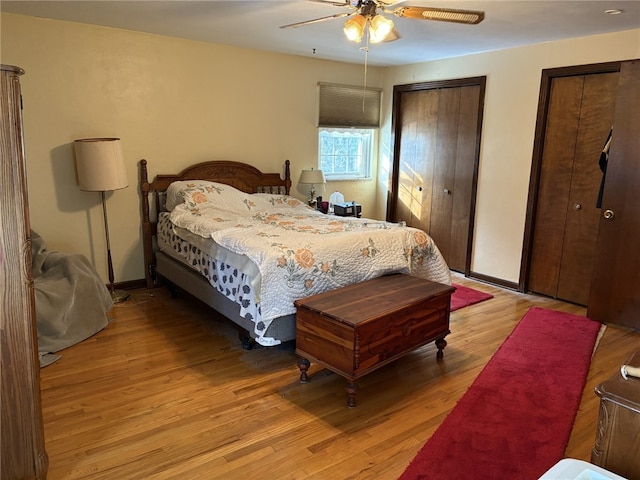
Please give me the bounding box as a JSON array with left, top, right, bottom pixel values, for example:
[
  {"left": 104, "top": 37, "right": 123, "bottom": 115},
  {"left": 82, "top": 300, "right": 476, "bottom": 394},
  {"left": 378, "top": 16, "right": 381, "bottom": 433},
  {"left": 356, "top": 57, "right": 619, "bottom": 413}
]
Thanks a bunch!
[{"left": 294, "top": 274, "right": 454, "bottom": 327}]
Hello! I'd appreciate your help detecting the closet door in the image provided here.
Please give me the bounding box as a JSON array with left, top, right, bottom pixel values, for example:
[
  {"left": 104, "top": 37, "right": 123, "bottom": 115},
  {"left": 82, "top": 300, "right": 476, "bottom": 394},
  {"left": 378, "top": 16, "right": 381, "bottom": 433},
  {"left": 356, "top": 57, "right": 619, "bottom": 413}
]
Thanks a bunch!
[
  {"left": 1, "top": 64, "right": 49, "bottom": 479},
  {"left": 588, "top": 60, "right": 640, "bottom": 330},
  {"left": 395, "top": 89, "right": 438, "bottom": 229},
  {"left": 528, "top": 71, "right": 618, "bottom": 305},
  {"left": 431, "top": 86, "right": 480, "bottom": 271},
  {"left": 389, "top": 78, "right": 484, "bottom": 274}
]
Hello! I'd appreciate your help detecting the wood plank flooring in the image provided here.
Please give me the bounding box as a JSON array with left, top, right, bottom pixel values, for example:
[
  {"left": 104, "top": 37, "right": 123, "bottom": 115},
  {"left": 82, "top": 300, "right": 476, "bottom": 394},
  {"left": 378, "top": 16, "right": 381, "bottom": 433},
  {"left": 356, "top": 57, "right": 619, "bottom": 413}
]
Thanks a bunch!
[{"left": 38, "top": 275, "right": 640, "bottom": 479}]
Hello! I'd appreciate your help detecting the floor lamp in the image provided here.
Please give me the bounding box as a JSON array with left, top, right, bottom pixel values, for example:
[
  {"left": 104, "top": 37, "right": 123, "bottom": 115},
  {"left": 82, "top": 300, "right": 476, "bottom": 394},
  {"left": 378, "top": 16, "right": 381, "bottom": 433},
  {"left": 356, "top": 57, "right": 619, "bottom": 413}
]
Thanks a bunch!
[{"left": 74, "top": 137, "right": 130, "bottom": 303}]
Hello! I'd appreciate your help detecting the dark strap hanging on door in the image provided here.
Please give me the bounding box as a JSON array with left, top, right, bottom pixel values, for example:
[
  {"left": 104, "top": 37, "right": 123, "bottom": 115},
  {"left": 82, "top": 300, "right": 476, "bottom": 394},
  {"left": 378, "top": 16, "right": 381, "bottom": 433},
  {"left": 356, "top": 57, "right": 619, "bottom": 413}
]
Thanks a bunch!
[{"left": 596, "top": 127, "right": 613, "bottom": 208}]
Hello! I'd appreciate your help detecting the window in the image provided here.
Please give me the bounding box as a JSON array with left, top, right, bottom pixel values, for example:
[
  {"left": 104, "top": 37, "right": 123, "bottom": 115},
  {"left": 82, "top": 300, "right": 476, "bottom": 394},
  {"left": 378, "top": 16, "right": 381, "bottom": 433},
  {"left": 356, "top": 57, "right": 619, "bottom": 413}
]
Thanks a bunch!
[
  {"left": 317, "top": 82, "right": 381, "bottom": 181},
  {"left": 319, "top": 128, "right": 374, "bottom": 180}
]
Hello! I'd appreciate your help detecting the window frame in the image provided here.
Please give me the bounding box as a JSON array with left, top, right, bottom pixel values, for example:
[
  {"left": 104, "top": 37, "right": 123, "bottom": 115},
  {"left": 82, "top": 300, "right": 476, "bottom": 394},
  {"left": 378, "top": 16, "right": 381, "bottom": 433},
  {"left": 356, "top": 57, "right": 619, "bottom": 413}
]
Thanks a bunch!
[{"left": 318, "top": 127, "right": 376, "bottom": 181}]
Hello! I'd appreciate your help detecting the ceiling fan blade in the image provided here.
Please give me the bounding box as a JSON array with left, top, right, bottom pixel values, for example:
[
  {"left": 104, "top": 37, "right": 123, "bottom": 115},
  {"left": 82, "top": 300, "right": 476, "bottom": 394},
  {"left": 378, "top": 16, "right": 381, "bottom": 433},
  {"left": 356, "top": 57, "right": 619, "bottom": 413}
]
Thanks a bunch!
[
  {"left": 375, "top": 0, "right": 405, "bottom": 6},
  {"left": 280, "top": 12, "right": 353, "bottom": 29},
  {"left": 393, "top": 6, "right": 485, "bottom": 25},
  {"left": 307, "top": 0, "right": 352, "bottom": 6}
]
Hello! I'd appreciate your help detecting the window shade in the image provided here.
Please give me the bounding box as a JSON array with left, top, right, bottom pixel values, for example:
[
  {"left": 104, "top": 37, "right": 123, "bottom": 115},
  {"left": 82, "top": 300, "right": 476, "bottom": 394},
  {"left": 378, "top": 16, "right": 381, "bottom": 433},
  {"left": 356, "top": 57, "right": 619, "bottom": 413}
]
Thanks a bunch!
[{"left": 318, "top": 82, "right": 382, "bottom": 128}]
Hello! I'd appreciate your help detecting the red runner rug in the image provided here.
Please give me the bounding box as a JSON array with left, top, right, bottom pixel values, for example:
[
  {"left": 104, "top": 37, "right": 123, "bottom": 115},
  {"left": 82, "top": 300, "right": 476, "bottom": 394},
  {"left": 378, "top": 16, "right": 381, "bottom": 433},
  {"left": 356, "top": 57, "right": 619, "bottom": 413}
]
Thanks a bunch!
[
  {"left": 450, "top": 283, "right": 493, "bottom": 311},
  {"left": 399, "top": 307, "right": 601, "bottom": 480}
]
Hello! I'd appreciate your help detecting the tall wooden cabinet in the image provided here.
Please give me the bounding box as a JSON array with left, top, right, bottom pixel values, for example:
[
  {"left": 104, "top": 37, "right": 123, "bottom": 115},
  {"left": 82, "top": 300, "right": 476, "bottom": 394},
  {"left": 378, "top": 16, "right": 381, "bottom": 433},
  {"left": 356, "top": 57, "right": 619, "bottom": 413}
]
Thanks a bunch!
[
  {"left": 587, "top": 59, "right": 640, "bottom": 330},
  {"left": 1, "top": 65, "right": 49, "bottom": 478}
]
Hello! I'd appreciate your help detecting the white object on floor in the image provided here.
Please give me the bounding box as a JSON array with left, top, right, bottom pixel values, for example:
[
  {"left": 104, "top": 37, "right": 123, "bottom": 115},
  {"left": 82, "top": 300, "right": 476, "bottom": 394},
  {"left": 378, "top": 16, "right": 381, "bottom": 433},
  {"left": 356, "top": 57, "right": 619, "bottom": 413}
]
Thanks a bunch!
[{"left": 539, "top": 458, "right": 627, "bottom": 480}]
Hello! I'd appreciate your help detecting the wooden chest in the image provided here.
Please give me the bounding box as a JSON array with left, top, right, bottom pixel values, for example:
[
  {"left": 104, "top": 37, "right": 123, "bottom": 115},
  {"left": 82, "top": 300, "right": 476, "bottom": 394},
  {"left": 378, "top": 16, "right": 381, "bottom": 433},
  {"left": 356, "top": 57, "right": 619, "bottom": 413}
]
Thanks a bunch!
[{"left": 294, "top": 274, "right": 454, "bottom": 407}]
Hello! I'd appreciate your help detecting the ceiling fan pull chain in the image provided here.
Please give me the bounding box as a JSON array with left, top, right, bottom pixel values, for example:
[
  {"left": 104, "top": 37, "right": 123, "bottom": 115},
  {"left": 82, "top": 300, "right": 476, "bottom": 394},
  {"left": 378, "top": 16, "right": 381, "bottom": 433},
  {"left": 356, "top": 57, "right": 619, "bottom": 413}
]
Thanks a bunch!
[
  {"left": 362, "top": 50, "right": 368, "bottom": 111},
  {"left": 361, "top": 29, "right": 370, "bottom": 112}
]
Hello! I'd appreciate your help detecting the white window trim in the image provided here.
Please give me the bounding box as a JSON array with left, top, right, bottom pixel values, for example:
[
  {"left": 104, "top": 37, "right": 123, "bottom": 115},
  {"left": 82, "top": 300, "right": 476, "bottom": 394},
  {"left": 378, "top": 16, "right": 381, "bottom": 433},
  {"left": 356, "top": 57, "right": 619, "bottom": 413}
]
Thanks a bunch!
[{"left": 318, "top": 127, "right": 376, "bottom": 181}]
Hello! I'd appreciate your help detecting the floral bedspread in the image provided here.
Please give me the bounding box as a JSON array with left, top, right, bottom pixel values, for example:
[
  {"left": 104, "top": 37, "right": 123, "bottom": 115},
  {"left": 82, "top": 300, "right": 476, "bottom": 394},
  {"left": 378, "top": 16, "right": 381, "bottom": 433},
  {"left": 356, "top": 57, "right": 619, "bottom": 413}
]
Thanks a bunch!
[{"left": 167, "top": 181, "right": 451, "bottom": 344}]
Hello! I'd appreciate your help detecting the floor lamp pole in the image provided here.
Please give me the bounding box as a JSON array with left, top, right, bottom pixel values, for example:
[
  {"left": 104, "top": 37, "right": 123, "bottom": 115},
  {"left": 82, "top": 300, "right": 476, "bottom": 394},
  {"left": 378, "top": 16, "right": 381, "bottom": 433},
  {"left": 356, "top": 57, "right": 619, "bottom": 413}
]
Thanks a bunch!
[{"left": 101, "top": 191, "right": 130, "bottom": 303}]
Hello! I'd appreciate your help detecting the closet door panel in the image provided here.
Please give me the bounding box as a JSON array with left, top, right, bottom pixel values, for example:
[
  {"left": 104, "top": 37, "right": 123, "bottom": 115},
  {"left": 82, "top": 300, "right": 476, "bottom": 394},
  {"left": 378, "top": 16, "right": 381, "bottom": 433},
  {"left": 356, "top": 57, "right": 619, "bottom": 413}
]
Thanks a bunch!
[
  {"left": 450, "top": 85, "right": 481, "bottom": 272},
  {"left": 415, "top": 89, "right": 439, "bottom": 230},
  {"left": 528, "top": 76, "right": 582, "bottom": 296},
  {"left": 429, "top": 87, "right": 460, "bottom": 260},
  {"left": 396, "top": 92, "right": 421, "bottom": 226},
  {"left": 396, "top": 89, "right": 440, "bottom": 229},
  {"left": 556, "top": 72, "right": 619, "bottom": 304}
]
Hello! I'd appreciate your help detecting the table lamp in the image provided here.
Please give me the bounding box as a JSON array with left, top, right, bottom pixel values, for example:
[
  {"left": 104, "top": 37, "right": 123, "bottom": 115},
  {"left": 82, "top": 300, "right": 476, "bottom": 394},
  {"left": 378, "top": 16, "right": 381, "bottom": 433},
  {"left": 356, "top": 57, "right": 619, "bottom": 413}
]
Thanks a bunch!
[{"left": 298, "top": 168, "right": 326, "bottom": 205}]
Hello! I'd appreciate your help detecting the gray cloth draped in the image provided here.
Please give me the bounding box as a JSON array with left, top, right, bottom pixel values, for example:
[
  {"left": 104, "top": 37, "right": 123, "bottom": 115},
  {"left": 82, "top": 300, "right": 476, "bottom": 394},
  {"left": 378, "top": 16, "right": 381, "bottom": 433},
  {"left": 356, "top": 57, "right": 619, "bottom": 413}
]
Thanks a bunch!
[{"left": 32, "top": 231, "right": 114, "bottom": 367}]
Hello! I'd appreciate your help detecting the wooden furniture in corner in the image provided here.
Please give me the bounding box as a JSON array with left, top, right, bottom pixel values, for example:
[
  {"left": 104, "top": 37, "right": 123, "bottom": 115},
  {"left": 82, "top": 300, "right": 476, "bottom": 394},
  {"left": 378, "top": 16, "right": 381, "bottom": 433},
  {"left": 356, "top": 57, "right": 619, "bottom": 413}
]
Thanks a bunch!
[
  {"left": 1, "top": 64, "right": 48, "bottom": 478},
  {"left": 295, "top": 274, "right": 454, "bottom": 407},
  {"left": 587, "top": 59, "right": 640, "bottom": 330},
  {"left": 591, "top": 350, "right": 640, "bottom": 479}
]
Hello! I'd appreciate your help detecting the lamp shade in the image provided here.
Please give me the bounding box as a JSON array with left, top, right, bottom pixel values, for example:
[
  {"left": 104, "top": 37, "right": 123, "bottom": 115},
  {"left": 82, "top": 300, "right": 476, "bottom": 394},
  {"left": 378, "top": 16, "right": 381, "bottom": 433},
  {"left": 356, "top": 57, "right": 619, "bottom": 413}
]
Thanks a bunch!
[
  {"left": 369, "top": 15, "right": 394, "bottom": 43},
  {"left": 343, "top": 14, "right": 366, "bottom": 42},
  {"left": 74, "top": 137, "right": 128, "bottom": 191},
  {"left": 299, "top": 169, "right": 326, "bottom": 185}
]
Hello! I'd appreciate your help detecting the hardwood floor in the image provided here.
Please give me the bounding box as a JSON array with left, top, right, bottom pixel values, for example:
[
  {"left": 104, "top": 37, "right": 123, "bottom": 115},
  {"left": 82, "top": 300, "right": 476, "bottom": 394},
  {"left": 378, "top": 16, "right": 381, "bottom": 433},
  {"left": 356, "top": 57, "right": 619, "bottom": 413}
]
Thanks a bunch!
[{"left": 39, "top": 275, "right": 640, "bottom": 479}]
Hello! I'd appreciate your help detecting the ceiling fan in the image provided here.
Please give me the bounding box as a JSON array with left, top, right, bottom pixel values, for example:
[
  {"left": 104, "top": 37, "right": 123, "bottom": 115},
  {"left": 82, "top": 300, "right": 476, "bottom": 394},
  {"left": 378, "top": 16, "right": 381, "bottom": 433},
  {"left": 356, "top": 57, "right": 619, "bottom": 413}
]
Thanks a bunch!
[{"left": 280, "top": 0, "right": 485, "bottom": 44}]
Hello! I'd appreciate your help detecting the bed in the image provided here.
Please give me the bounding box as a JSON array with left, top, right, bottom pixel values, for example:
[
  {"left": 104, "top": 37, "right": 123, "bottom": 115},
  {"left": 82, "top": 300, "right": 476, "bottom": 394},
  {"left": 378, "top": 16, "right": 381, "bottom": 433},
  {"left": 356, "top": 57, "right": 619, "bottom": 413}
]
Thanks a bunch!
[{"left": 140, "top": 159, "right": 451, "bottom": 348}]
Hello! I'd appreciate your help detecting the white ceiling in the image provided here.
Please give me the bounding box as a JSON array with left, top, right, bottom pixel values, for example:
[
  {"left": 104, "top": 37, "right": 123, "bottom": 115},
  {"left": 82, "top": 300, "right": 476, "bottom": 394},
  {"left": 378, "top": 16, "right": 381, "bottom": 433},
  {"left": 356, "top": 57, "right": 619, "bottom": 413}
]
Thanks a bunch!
[{"left": 2, "top": 0, "right": 639, "bottom": 67}]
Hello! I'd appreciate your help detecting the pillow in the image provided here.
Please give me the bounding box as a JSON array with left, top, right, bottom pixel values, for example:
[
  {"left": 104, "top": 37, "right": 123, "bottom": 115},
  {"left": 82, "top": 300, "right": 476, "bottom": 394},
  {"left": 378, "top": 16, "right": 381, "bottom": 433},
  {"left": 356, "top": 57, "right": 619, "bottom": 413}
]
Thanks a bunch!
[
  {"left": 165, "top": 181, "right": 220, "bottom": 211},
  {"left": 251, "top": 193, "right": 308, "bottom": 210},
  {"left": 165, "top": 181, "right": 309, "bottom": 214},
  {"left": 181, "top": 183, "right": 255, "bottom": 214}
]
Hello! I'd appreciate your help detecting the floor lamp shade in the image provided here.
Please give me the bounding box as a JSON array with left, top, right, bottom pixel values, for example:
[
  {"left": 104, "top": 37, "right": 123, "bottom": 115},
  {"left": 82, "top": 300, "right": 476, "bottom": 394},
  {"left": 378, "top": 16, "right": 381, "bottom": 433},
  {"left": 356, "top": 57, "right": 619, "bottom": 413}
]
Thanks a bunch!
[
  {"left": 73, "top": 137, "right": 130, "bottom": 303},
  {"left": 74, "top": 138, "right": 128, "bottom": 191}
]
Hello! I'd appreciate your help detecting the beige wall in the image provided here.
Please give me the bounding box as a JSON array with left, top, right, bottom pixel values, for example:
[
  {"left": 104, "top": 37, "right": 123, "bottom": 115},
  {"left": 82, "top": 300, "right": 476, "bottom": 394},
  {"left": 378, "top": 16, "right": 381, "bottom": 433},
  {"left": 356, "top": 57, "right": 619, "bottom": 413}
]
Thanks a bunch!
[
  {"left": 2, "top": 11, "right": 639, "bottom": 287},
  {"left": 378, "top": 29, "right": 640, "bottom": 283},
  {"left": 0, "top": 13, "right": 383, "bottom": 284}
]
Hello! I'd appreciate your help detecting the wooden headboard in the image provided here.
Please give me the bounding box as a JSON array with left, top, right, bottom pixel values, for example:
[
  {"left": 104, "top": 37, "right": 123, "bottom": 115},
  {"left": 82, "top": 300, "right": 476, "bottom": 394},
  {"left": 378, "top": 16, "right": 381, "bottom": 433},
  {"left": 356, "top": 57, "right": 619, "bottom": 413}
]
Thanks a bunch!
[{"left": 139, "top": 159, "right": 292, "bottom": 288}]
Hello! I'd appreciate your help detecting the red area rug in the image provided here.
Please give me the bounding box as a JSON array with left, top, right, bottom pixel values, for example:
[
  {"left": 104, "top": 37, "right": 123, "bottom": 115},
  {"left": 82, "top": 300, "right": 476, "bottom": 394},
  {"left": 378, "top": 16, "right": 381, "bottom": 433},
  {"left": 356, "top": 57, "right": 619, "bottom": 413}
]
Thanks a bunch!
[
  {"left": 450, "top": 283, "right": 493, "bottom": 311},
  {"left": 399, "top": 307, "right": 601, "bottom": 480}
]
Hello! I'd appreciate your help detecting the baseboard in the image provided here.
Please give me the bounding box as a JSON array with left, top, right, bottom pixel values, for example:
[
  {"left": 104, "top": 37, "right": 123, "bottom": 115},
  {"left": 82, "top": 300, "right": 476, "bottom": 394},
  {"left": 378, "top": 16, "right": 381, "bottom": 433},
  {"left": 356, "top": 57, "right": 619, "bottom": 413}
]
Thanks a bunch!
[
  {"left": 111, "top": 278, "right": 148, "bottom": 291},
  {"left": 468, "top": 271, "right": 519, "bottom": 291}
]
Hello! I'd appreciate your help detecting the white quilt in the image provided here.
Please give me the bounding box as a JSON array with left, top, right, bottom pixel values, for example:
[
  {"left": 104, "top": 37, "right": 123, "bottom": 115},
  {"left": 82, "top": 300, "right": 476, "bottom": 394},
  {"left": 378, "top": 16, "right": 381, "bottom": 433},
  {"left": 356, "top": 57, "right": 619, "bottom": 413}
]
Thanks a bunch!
[{"left": 167, "top": 181, "right": 451, "bottom": 344}]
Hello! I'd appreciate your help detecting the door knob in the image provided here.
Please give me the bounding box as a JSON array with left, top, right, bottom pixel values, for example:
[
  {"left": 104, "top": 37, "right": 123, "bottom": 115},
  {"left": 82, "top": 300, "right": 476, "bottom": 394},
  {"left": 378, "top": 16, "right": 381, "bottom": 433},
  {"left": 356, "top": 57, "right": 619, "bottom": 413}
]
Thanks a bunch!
[
  {"left": 444, "top": 188, "right": 451, "bottom": 195},
  {"left": 603, "top": 209, "right": 615, "bottom": 220},
  {"left": 574, "top": 203, "right": 582, "bottom": 211}
]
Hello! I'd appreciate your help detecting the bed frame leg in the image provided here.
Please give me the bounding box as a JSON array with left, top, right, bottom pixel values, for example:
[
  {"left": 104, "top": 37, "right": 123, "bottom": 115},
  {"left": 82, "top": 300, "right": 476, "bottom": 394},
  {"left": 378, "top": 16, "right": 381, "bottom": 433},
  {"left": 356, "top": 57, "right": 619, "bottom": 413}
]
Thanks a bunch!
[
  {"left": 165, "top": 282, "right": 178, "bottom": 299},
  {"left": 239, "top": 331, "right": 256, "bottom": 350}
]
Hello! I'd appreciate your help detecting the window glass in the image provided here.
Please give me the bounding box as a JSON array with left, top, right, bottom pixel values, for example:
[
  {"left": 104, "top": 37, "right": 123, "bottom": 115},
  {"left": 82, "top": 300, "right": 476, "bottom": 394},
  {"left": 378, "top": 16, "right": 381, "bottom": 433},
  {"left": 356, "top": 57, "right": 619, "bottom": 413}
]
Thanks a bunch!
[{"left": 319, "top": 128, "right": 374, "bottom": 180}]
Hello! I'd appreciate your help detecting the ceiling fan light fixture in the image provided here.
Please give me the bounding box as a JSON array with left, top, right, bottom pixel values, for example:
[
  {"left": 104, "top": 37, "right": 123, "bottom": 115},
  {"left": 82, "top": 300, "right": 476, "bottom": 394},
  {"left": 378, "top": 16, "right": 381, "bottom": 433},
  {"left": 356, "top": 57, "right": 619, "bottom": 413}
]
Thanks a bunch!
[
  {"left": 343, "top": 14, "right": 366, "bottom": 42},
  {"left": 369, "top": 14, "right": 394, "bottom": 43}
]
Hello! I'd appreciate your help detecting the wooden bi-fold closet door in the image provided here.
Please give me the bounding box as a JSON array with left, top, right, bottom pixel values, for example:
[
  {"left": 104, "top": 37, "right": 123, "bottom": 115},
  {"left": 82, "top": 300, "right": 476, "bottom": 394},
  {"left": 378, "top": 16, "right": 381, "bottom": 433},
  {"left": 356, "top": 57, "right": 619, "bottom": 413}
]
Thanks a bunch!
[
  {"left": 528, "top": 70, "right": 619, "bottom": 306},
  {"left": 388, "top": 78, "right": 484, "bottom": 274}
]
